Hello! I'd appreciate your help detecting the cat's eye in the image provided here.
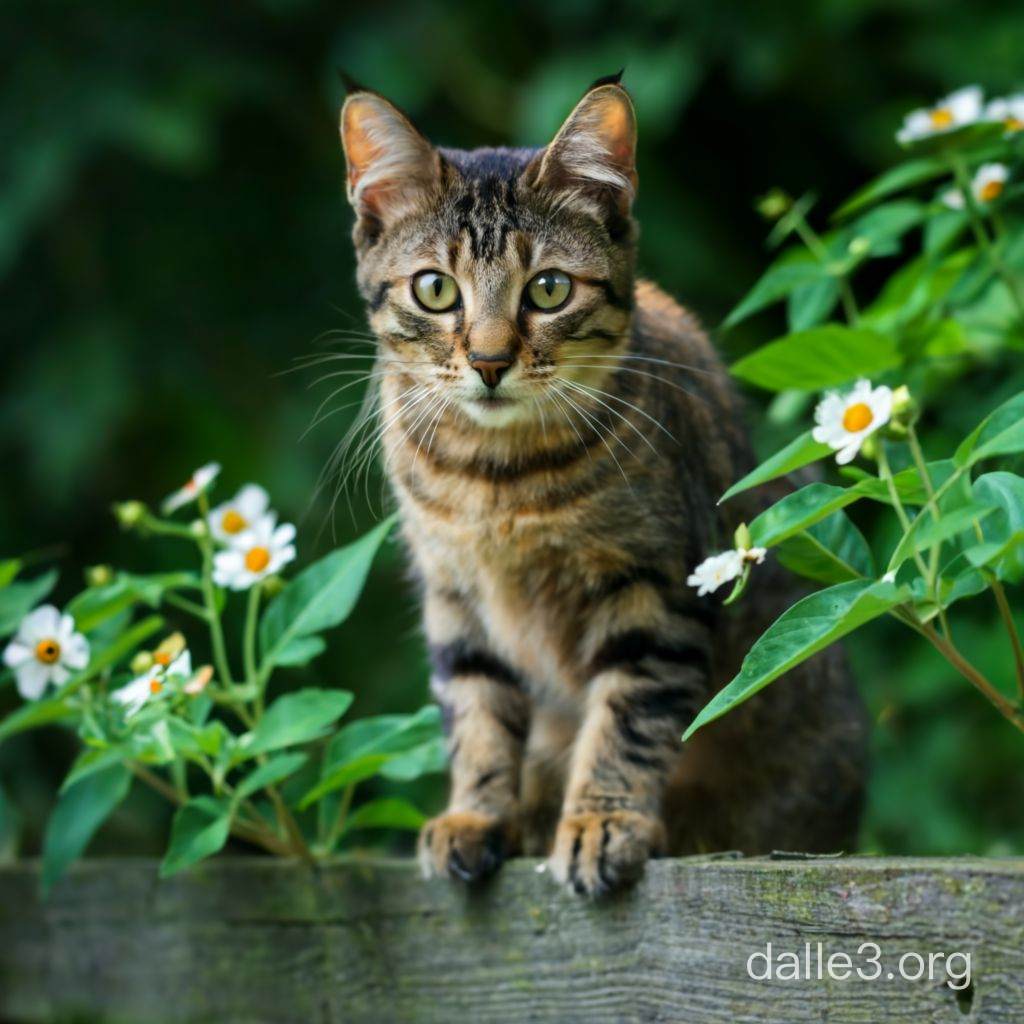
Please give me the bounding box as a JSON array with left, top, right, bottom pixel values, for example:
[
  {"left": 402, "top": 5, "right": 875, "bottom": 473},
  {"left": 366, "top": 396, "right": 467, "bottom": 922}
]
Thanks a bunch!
[
  {"left": 412, "top": 271, "right": 460, "bottom": 312},
  {"left": 524, "top": 270, "right": 572, "bottom": 312}
]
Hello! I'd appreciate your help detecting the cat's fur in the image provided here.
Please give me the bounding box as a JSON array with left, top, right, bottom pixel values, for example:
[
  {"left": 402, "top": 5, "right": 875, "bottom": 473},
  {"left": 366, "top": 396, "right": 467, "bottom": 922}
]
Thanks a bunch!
[{"left": 339, "top": 77, "right": 868, "bottom": 895}]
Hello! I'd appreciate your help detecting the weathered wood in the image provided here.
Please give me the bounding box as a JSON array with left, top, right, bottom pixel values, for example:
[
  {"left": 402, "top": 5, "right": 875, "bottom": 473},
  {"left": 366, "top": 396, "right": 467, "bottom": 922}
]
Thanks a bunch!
[{"left": 0, "top": 856, "right": 1021, "bottom": 1023}]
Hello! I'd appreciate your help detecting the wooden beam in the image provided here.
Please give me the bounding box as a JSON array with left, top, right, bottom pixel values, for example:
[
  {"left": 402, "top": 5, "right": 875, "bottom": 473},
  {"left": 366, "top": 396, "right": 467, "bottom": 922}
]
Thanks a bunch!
[{"left": 1, "top": 857, "right": 1022, "bottom": 1022}]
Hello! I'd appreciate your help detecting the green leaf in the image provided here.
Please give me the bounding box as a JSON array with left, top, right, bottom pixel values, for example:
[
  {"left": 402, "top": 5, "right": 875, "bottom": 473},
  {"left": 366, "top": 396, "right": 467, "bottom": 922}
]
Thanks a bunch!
[
  {"left": 749, "top": 483, "right": 858, "bottom": 547},
  {"left": 0, "top": 570, "right": 58, "bottom": 636},
  {"left": 61, "top": 746, "right": 126, "bottom": 792},
  {"left": 0, "top": 559, "right": 22, "bottom": 588},
  {"left": 235, "top": 752, "right": 309, "bottom": 801},
  {"left": 775, "top": 514, "right": 874, "bottom": 584},
  {"left": 732, "top": 325, "right": 901, "bottom": 392},
  {"left": 954, "top": 390, "right": 1024, "bottom": 468},
  {"left": 0, "top": 691, "right": 77, "bottom": 744},
  {"left": 723, "top": 249, "right": 830, "bottom": 329},
  {"left": 970, "top": 472, "right": 1024, "bottom": 582},
  {"left": 299, "top": 754, "right": 392, "bottom": 808},
  {"left": 243, "top": 688, "right": 354, "bottom": 759},
  {"left": 890, "top": 503, "right": 997, "bottom": 570},
  {"left": 340, "top": 797, "right": 426, "bottom": 838},
  {"left": 834, "top": 157, "right": 947, "bottom": 219},
  {"left": 259, "top": 515, "right": 396, "bottom": 670},
  {"left": 160, "top": 796, "right": 233, "bottom": 878},
  {"left": 41, "top": 763, "right": 132, "bottom": 896},
  {"left": 845, "top": 200, "right": 925, "bottom": 252},
  {"left": 378, "top": 736, "right": 448, "bottom": 781},
  {"left": 721, "top": 431, "right": 833, "bottom": 503},
  {"left": 787, "top": 277, "right": 840, "bottom": 332},
  {"left": 924, "top": 207, "right": 968, "bottom": 255},
  {"left": 683, "top": 580, "right": 905, "bottom": 740},
  {"left": 271, "top": 636, "right": 327, "bottom": 668}
]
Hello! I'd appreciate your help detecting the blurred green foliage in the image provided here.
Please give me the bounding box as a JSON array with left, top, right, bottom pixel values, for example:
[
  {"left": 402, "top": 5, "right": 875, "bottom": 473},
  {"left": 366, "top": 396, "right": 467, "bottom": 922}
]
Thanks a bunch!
[{"left": 2, "top": 0, "right": 1023, "bottom": 858}]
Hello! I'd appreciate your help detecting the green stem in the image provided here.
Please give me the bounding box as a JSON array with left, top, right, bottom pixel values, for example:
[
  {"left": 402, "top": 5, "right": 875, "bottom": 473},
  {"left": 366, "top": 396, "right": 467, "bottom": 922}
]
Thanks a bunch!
[
  {"left": 326, "top": 783, "right": 357, "bottom": 853},
  {"left": 906, "top": 425, "right": 951, "bottom": 640},
  {"left": 878, "top": 442, "right": 932, "bottom": 583},
  {"left": 195, "top": 492, "right": 235, "bottom": 690},
  {"left": 950, "top": 154, "right": 1024, "bottom": 319},
  {"left": 163, "top": 592, "right": 210, "bottom": 622},
  {"left": 792, "top": 219, "right": 860, "bottom": 324},
  {"left": 971, "top": 520, "right": 1024, "bottom": 701},
  {"left": 888, "top": 607, "right": 1024, "bottom": 733},
  {"left": 991, "top": 578, "right": 1024, "bottom": 701},
  {"left": 244, "top": 584, "right": 262, "bottom": 688}
]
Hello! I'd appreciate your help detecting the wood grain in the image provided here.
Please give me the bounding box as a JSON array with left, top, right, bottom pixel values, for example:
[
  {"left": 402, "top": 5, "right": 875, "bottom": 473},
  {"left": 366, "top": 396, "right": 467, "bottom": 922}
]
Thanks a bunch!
[{"left": 0, "top": 856, "right": 1022, "bottom": 1022}]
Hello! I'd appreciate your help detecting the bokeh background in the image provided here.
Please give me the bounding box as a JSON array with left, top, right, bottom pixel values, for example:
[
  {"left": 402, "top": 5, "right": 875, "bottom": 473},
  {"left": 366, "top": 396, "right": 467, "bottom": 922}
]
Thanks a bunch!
[{"left": 2, "top": 0, "right": 1023, "bottom": 859}]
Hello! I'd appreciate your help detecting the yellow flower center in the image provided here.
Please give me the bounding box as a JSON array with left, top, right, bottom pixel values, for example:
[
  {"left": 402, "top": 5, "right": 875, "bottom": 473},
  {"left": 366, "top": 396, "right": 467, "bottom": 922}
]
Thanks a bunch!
[
  {"left": 1006, "top": 117, "right": 1024, "bottom": 132},
  {"left": 842, "top": 403, "right": 874, "bottom": 432},
  {"left": 154, "top": 652, "right": 172, "bottom": 667},
  {"left": 35, "top": 639, "right": 61, "bottom": 665},
  {"left": 246, "top": 546, "right": 271, "bottom": 573},
  {"left": 222, "top": 510, "right": 246, "bottom": 534},
  {"left": 149, "top": 679, "right": 163, "bottom": 694},
  {"left": 929, "top": 107, "right": 954, "bottom": 128},
  {"left": 978, "top": 180, "right": 1004, "bottom": 203}
]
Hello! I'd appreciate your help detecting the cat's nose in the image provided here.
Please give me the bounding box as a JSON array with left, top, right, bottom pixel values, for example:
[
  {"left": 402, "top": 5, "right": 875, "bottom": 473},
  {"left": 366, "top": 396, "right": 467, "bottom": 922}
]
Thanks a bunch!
[{"left": 468, "top": 352, "right": 513, "bottom": 389}]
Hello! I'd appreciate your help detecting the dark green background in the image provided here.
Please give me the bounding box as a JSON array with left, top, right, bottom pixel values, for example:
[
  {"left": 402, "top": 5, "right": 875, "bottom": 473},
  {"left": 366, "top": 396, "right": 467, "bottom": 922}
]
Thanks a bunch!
[{"left": 2, "top": 0, "right": 1022, "bottom": 858}]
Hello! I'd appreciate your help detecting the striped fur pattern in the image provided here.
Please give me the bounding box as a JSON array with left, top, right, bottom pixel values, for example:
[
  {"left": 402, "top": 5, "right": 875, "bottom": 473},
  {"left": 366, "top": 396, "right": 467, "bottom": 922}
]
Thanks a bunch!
[{"left": 339, "top": 78, "right": 868, "bottom": 896}]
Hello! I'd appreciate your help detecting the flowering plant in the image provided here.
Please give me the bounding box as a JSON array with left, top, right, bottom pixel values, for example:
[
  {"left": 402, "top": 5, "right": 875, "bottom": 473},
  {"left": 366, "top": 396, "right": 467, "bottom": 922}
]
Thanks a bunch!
[
  {"left": 0, "top": 469, "right": 442, "bottom": 894},
  {"left": 685, "top": 86, "right": 1024, "bottom": 740}
]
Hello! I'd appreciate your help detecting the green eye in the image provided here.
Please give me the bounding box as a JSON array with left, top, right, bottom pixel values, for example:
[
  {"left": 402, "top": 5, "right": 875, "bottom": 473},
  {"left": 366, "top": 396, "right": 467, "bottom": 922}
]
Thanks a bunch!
[
  {"left": 412, "top": 271, "right": 460, "bottom": 312},
  {"left": 525, "top": 270, "right": 572, "bottom": 311}
]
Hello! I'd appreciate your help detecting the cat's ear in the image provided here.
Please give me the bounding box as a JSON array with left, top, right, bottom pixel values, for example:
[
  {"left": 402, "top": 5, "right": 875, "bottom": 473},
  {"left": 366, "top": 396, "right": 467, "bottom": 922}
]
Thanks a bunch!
[
  {"left": 530, "top": 77, "right": 638, "bottom": 216},
  {"left": 340, "top": 91, "right": 440, "bottom": 237}
]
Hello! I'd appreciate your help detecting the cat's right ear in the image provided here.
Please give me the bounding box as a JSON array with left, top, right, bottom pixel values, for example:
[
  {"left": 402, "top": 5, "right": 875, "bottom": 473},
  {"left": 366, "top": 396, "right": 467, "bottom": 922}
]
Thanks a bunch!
[{"left": 340, "top": 92, "right": 440, "bottom": 239}]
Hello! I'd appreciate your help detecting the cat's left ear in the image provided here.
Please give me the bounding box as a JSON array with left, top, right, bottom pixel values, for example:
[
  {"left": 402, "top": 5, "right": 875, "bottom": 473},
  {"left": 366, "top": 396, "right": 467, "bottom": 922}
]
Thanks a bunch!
[
  {"left": 530, "top": 76, "right": 638, "bottom": 216},
  {"left": 340, "top": 91, "right": 441, "bottom": 239}
]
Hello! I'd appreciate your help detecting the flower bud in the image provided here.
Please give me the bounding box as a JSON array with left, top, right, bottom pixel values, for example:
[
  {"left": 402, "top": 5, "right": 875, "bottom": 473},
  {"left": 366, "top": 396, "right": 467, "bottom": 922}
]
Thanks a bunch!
[
  {"left": 755, "top": 188, "right": 792, "bottom": 221},
  {"left": 733, "top": 522, "right": 753, "bottom": 550},
  {"left": 85, "top": 564, "right": 114, "bottom": 588},
  {"left": 189, "top": 518, "right": 208, "bottom": 538},
  {"left": 113, "top": 501, "right": 146, "bottom": 529},
  {"left": 847, "top": 236, "right": 870, "bottom": 257},
  {"left": 131, "top": 650, "right": 154, "bottom": 674},
  {"left": 261, "top": 574, "right": 287, "bottom": 597}
]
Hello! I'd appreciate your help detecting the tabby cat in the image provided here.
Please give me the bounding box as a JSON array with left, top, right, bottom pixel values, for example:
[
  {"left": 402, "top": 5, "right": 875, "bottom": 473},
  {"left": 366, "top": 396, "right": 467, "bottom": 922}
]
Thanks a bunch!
[{"left": 338, "top": 75, "right": 868, "bottom": 896}]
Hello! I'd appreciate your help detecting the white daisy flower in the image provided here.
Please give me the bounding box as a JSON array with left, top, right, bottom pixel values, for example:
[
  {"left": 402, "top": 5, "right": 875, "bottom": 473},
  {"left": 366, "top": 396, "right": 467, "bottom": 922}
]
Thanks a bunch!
[
  {"left": 813, "top": 379, "right": 894, "bottom": 465},
  {"left": 3, "top": 605, "right": 90, "bottom": 700},
  {"left": 212, "top": 517, "right": 297, "bottom": 591},
  {"left": 896, "top": 85, "right": 984, "bottom": 144},
  {"left": 687, "top": 551, "right": 744, "bottom": 596},
  {"left": 986, "top": 94, "right": 1024, "bottom": 134},
  {"left": 942, "top": 163, "right": 1010, "bottom": 209},
  {"left": 113, "top": 648, "right": 191, "bottom": 718},
  {"left": 208, "top": 484, "right": 271, "bottom": 544},
  {"left": 162, "top": 462, "right": 221, "bottom": 515}
]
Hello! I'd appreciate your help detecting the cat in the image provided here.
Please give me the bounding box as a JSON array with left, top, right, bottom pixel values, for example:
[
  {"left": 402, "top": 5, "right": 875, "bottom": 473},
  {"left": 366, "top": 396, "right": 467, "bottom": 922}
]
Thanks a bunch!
[{"left": 338, "top": 74, "right": 868, "bottom": 896}]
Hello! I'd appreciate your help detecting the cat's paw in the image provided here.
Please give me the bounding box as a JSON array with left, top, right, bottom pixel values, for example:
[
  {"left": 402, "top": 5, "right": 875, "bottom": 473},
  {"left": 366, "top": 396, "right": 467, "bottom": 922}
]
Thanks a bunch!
[
  {"left": 418, "top": 811, "right": 512, "bottom": 882},
  {"left": 548, "top": 810, "right": 666, "bottom": 897}
]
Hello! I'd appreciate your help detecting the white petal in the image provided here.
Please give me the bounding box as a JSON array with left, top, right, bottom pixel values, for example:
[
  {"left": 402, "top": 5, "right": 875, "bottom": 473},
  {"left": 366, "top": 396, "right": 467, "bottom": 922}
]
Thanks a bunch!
[
  {"left": 167, "top": 650, "right": 192, "bottom": 678},
  {"left": 61, "top": 633, "right": 90, "bottom": 671},
  {"left": 15, "top": 660, "right": 51, "bottom": 700},
  {"left": 18, "top": 605, "right": 62, "bottom": 644},
  {"left": 3, "top": 641, "right": 31, "bottom": 669},
  {"left": 273, "top": 522, "right": 297, "bottom": 547},
  {"left": 58, "top": 614, "right": 77, "bottom": 642},
  {"left": 947, "top": 85, "right": 983, "bottom": 122},
  {"left": 835, "top": 440, "right": 862, "bottom": 465},
  {"left": 867, "top": 386, "right": 893, "bottom": 427},
  {"left": 50, "top": 664, "right": 70, "bottom": 686},
  {"left": 236, "top": 484, "right": 270, "bottom": 518}
]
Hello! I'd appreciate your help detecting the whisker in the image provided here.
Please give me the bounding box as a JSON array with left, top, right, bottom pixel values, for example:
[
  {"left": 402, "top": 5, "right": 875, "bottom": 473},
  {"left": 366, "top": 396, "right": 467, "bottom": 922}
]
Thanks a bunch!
[
  {"left": 551, "top": 383, "right": 634, "bottom": 492},
  {"left": 561, "top": 378, "right": 677, "bottom": 446}
]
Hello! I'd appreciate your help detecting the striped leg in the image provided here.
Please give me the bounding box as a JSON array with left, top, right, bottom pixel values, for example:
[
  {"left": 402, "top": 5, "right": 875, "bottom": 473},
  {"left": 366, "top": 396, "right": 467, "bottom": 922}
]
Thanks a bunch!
[
  {"left": 549, "top": 623, "right": 712, "bottom": 896},
  {"left": 418, "top": 636, "right": 530, "bottom": 882}
]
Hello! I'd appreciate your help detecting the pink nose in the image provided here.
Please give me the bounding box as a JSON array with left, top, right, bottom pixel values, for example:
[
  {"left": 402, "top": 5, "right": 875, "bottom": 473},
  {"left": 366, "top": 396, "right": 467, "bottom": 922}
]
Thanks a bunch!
[{"left": 469, "top": 353, "right": 513, "bottom": 389}]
